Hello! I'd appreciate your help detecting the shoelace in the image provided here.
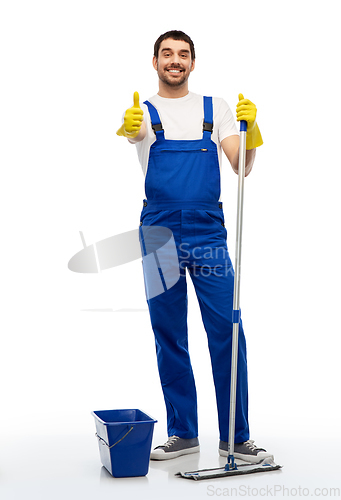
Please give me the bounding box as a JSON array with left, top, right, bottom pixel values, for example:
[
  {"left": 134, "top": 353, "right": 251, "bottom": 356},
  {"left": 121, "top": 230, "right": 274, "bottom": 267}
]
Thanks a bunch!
[
  {"left": 244, "top": 439, "right": 265, "bottom": 452},
  {"left": 163, "top": 435, "right": 180, "bottom": 448}
]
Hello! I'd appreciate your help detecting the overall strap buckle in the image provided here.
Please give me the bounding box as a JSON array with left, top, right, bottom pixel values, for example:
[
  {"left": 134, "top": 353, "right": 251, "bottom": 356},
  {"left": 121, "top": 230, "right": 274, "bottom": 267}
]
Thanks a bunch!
[
  {"left": 203, "top": 122, "right": 213, "bottom": 133},
  {"left": 151, "top": 123, "right": 164, "bottom": 133}
]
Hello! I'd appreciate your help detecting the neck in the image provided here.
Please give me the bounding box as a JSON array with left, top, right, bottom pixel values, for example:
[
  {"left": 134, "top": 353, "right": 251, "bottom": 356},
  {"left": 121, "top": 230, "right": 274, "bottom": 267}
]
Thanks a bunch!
[{"left": 157, "top": 80, "right": 189, "bottom": 99}]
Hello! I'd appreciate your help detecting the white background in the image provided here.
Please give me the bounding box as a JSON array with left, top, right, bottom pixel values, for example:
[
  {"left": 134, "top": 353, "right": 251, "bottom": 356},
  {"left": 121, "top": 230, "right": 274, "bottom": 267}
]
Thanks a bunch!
[{"left": 1, "top": 0, "right": 340, "bottom": 498}]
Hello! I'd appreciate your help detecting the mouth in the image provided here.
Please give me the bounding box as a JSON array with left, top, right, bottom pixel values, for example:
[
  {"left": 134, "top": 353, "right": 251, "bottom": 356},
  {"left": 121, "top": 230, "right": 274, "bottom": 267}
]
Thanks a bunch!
[{"left": 166, "top": 68, "right": 184, "bottom": 75}]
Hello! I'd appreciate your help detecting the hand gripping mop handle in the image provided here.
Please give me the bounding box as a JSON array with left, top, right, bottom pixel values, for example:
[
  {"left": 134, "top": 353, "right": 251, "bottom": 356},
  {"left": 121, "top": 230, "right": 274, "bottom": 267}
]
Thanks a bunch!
[{"left": 227, "top": 120, "right": 247, "bottom": 471}]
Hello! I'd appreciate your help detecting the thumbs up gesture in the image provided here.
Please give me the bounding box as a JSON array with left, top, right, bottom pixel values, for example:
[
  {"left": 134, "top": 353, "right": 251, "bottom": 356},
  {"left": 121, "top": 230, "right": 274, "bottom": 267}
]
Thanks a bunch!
[{"left": 117, "top": 92, "right": 144, "bottom": 138}]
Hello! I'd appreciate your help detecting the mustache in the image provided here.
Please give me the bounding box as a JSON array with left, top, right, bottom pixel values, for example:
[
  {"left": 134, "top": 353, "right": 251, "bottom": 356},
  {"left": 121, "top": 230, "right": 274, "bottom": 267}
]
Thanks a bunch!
[{"left": 165, "top": 65, "right": 184, "bottom": 71}]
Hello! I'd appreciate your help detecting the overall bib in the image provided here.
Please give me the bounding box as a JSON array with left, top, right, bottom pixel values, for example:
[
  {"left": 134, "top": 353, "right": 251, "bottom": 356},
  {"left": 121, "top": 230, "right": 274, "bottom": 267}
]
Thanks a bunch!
[{"left": 139, "top": 97, "right": 249, "bottom": 443}]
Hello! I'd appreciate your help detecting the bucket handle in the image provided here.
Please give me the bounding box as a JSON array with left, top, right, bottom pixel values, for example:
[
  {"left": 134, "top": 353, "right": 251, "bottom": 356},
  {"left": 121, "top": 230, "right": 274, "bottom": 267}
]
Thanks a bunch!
[{"left": 95, "top": 425, "right": 134, "bottom": 449}]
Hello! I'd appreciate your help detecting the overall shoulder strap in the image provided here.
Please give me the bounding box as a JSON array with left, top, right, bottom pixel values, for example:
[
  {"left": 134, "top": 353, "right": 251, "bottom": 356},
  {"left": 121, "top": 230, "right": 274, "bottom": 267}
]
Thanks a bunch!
[
  {"left": 144, "top": 100, "right": 165, "bottom": 140},
  {"left": 203, "top": 96, "right": 213, "bottom": 139}
]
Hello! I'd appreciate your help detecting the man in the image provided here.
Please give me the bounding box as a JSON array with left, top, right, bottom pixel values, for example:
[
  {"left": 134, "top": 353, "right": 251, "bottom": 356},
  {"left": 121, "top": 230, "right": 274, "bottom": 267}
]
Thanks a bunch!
[{"left": 117, "top": 30, "right": 273, "bottom": 464}]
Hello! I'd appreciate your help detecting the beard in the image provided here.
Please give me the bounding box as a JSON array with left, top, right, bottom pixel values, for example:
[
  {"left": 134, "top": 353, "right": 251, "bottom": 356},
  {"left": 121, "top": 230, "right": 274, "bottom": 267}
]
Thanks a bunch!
[{"left": 157, "top": 64, "right": 191, "bottom": 88}]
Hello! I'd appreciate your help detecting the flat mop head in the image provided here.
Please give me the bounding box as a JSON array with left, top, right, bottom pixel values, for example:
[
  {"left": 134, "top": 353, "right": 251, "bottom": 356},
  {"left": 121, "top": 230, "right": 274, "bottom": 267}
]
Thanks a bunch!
[{"left": 175, "top": 458, "right": 282, "bottom": 481}]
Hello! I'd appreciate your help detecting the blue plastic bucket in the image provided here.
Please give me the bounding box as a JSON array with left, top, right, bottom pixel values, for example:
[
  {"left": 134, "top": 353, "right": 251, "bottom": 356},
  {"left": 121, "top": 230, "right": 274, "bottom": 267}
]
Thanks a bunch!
[{"left": 92, "top": 409, "right": 157, "bottom": 477}]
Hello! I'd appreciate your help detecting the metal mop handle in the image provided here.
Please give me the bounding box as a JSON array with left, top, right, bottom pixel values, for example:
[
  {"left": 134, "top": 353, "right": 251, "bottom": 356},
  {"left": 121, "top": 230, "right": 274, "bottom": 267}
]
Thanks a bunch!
[{"left": 227, "top": 120, "right": 247, "bottom": 470}]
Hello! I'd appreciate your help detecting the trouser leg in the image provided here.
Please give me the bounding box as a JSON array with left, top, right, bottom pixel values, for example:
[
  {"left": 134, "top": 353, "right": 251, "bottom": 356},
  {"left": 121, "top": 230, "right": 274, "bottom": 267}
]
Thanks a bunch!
[
  {"left": 189, "top": 262, "right": 249, "bottom": 443},
  {"left": 146, "top": 272, "right": 198, "bottom": 439}
]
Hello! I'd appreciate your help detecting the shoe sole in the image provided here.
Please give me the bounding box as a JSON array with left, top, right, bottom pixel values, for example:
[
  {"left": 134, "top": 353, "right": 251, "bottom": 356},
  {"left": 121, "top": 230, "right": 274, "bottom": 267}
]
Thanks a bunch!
[
  {"left": 150, "top": 445, "right": 200, "bottom": 461},
  {"left": 219, "top": 449, "right": 274, "bottom": 464}
]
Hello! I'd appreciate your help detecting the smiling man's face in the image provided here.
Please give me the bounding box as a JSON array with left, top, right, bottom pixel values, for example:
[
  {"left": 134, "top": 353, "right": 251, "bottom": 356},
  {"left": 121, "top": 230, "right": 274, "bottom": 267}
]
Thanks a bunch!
[{"left": 153, "top": 38, "right": 195, "bottom": 89}]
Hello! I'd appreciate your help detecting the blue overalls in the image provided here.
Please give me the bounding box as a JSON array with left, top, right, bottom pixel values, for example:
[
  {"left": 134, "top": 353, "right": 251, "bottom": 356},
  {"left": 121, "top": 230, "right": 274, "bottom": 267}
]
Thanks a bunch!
[{"left": 139, "top": 96, "right": 250, "bottom": 443}]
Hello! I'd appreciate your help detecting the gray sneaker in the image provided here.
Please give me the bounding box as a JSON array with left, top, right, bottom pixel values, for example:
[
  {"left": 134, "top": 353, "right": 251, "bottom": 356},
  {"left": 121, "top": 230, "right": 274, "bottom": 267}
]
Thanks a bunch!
[
  {"left": 150, "top": 435, "right": 200, "bottom": 460},
  {"left": 219, "top": 439, "right": 274, "bottom": 464}
]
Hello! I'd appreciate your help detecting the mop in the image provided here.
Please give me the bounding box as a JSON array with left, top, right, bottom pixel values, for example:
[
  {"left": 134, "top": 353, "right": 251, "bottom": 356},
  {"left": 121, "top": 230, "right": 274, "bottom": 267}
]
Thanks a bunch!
[{"left": 176, "top": 120, "right": 282, "bottom": 480}]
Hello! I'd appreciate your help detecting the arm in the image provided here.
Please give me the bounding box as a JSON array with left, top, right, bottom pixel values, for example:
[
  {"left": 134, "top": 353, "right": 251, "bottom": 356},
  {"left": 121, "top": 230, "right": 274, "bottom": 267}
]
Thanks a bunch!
[{"left": 221, "top": 135, "right": 255, "bottom": 177}]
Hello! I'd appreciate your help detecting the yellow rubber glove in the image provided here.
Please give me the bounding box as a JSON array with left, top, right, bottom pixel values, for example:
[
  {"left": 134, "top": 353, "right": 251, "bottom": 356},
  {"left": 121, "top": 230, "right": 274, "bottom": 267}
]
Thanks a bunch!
[
  {"left": 116, "top": 91, "right": 144, "bottom": 138},
  {"left": 236, "top": 93, "right": 263, "bottom": 149}
]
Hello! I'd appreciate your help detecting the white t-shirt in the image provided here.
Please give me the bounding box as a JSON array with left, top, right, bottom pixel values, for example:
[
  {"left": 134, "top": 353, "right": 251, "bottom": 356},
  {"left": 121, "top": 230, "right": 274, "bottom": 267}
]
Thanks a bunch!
[{"left": 134, "top": 92, "right": 238, "bottom": 176}]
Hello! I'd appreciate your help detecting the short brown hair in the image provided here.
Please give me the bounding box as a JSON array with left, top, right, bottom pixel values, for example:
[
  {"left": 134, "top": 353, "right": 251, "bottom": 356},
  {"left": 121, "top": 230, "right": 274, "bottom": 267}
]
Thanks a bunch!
[{"left": 154, "top": 30, "right": 195, "bottom": 61}]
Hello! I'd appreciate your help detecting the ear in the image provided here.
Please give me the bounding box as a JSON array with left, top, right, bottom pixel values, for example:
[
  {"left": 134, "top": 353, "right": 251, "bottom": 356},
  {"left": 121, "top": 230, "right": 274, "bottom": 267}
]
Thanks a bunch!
[
  {"left": 152, "top": 56, "right": 158, "bottom": 71},
  {"left": 190, "top": 59, "right": 195, "bottom": 72}
]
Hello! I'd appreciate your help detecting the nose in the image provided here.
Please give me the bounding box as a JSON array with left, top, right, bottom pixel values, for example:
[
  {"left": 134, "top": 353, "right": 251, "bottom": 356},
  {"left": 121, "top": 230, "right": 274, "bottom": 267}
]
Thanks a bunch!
[{"left": 171, "top": 53, "right": 181, "bottom": 65}]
